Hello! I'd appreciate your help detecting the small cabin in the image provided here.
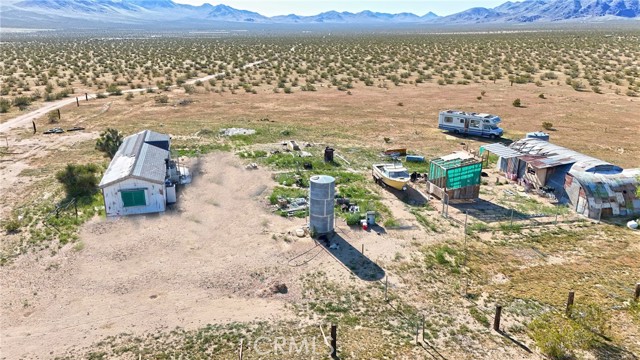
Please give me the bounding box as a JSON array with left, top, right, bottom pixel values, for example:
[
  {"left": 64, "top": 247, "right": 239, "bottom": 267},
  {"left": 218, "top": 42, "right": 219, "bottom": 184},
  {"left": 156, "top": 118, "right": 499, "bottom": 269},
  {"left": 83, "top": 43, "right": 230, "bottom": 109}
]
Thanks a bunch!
[{"left": 99, "top": 130, "right": 176, "bottom": 217}]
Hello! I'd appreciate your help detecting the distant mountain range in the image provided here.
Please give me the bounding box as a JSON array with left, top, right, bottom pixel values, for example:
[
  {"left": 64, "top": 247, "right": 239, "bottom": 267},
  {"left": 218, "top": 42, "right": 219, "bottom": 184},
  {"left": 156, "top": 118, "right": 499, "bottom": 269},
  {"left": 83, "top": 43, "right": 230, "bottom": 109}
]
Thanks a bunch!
[{"left": 1, "top": 0, "right": 639, "bottom": 29}]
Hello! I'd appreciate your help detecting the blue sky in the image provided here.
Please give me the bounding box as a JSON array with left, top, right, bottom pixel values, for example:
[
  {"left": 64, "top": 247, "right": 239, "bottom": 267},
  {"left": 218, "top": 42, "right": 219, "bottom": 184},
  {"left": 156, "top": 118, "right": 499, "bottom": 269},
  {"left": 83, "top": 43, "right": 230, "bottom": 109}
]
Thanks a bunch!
[{"left": 173, "top": 0, "right": 509, "bottom": 16}]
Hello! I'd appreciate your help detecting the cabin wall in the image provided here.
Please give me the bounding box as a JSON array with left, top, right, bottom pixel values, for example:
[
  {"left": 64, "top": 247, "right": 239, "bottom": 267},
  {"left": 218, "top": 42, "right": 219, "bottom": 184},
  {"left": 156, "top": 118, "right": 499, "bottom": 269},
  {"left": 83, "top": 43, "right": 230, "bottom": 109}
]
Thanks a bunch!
[{"left": 102, "top": 178, "right": 166, "bottom": 217}]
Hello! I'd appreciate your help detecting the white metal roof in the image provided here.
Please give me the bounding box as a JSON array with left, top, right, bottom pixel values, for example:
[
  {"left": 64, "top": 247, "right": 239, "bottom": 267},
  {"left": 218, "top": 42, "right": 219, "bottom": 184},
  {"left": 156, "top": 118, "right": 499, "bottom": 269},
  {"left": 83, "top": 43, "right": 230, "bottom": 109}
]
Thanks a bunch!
[
  {"left": 509, "top": 138, "right": 622, "bottom": 174},
  {"left": 99, "top": 130, "right": 170, "bottom": 188},
  {"left": 481, "top": 143, "right": 522, "bottom": 159}
]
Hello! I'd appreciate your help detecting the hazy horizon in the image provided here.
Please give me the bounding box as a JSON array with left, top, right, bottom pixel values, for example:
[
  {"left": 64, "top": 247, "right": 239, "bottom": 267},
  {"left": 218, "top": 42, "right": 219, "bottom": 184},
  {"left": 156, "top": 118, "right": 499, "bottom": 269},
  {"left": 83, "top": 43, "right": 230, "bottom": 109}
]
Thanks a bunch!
[{"left": 170, "top": 0, "right": 509, "bottom": 16}]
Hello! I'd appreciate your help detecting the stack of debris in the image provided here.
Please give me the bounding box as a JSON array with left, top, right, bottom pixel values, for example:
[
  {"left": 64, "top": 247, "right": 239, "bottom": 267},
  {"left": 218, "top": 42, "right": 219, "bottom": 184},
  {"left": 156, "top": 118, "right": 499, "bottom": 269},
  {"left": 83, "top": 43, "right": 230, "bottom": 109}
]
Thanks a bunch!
[{"left": 276, "top": 197, "right": 308, "bottom": 215}]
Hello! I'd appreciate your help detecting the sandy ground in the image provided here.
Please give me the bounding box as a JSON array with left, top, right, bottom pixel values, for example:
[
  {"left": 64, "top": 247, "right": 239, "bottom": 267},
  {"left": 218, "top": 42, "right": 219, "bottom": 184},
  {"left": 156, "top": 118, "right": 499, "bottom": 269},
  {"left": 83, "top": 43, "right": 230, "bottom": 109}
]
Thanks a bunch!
[{"left": 0, "top": 152, "right": 426, "bottom": 359}]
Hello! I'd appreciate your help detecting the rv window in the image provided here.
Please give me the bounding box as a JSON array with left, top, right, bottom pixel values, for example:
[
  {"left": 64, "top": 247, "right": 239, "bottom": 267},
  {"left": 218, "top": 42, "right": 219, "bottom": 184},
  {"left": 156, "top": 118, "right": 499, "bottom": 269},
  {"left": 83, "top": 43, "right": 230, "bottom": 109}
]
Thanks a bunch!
[
  {"left": 460, "top": 119, "right": 464, "bottom": 123},
  {"left": 483, "top": 125, "right": 491, "bottom": 130},
  {"left": 444, "top": 117, "right": 453, "bottom": 123},
  {"left": 470, "top": 119, "right": 480, "bottom": 128}
]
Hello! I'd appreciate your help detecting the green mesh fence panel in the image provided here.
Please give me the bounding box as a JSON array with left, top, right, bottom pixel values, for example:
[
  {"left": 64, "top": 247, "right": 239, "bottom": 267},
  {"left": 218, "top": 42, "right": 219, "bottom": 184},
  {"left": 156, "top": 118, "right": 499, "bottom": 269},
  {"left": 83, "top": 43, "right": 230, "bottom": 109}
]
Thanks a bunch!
[{"left": 446, "top": 162, "right": 482, "bottom": 189}]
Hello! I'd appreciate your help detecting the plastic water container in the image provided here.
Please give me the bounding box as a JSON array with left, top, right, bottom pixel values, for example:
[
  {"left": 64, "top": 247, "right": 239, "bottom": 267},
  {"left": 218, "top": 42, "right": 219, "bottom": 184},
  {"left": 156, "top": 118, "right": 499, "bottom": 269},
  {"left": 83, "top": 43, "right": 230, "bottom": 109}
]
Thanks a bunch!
[{"left": 406, "top": 155, "right": 425, "bottom": 162}]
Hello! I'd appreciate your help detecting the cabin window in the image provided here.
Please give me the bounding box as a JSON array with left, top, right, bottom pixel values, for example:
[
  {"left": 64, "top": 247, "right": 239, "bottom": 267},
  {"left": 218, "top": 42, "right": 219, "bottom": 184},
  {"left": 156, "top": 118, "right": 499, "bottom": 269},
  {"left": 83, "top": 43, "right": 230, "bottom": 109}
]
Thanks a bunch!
[
  {"left": 121, "top": 189, "right": 146, "bottom": 207},
  {"left": 444, "top": 117, "right": 453, "bottom": 123},
  {"left": 469, "top": 119, "right": 480, "bottom": 128},
  {"left": 483, "top": 124, "right": 492, "bottom": 130}
]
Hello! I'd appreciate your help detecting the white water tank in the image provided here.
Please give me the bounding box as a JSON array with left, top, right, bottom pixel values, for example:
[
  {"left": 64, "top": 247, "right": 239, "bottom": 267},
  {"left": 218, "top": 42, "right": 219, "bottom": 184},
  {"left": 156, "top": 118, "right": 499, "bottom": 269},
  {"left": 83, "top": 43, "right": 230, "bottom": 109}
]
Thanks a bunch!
[{"left": 309, "top": 175, "right": 335, "bottom": 236}]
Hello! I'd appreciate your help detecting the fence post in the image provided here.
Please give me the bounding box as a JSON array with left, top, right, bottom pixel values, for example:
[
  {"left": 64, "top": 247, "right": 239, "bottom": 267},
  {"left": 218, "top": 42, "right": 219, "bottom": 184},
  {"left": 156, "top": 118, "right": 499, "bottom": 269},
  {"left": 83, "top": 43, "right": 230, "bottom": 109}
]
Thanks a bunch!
[
  {"left": 384, "top": 276, "right": 388, "bottom": 302},
  {"left": 566, "top": 291, "right": 575, "bottom": 315},
  {"left": 634, "top": 283, "right": 639, "bottom": 302},
  {"left": 330, "top": 324, "right": 337, "bottom": 358},
  {"left": 76, "top": 97, "right": 79, "bottom": 107},
  {"left": 238, "top": 339, "right": 243, "bottom": 360},
  {"left": 493, "top": 305, "right": 502, "bottom": 331},
  {"left": 57, "top": 109, "right": 61, "bottom": 119},
  {"left": 85, "top": 93, "right": 88, "bottom": 101}
]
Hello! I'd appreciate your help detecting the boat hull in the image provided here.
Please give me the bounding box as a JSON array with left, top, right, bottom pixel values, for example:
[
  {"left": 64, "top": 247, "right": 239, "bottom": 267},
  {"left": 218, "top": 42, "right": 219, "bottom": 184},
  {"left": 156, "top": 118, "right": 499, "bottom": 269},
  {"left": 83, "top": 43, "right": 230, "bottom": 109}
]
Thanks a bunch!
[{"left": 372, "top": 164, "right": 409, "bottom": 191}]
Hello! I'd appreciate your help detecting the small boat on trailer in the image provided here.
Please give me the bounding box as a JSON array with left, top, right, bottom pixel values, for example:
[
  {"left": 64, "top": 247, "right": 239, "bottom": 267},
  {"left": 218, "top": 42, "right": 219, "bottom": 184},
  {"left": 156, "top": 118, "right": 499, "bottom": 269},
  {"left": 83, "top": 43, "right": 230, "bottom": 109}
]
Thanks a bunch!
[{"left": 372, "top": 163, "right": 411, "bottom": 191}]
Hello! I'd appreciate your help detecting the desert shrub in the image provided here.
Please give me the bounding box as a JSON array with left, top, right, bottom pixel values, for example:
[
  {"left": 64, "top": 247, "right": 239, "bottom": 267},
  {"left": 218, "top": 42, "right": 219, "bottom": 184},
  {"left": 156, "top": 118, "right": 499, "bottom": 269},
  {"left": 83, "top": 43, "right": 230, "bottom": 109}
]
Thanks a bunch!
[
  {"left": 95, "top": 128, "right": 123, "bottom": 158},
  {"left": 539, "top": 93, "right": 546, "bottom": 99},
  {"left": 155, "top": 94, "right": 169, "bottom": 104},
  {"left": 2, "top": 217, "right": 21, "bottom": 233},
  {"left": 512, "top": 98, "right": 521, "bottom": 107},
  {"left": 0, "top": 98, "right": 10, "bottom": 113},
  {"left": 47, "top": 110, "right": 59, "bottom": 123},
  {"left": 12, "top": 96, "right": 31, "bottom": 110},
  {"left": 542, "top": 122, "right": 553, "bottom": 130},
  {"left": 183, "top": 84, "right": 196, "bottom": 94},
  {"left": 346, "top": 213, "right": 362, "bottom": 226},
  {"left": 106, "top": 83, "right": 122, "bottom": 96},
  {"left": 125, "top": 92, "right": 134, "bottom": 100},
  {"left": 55, "top": 163, "right": 100, "bottom": 198}
]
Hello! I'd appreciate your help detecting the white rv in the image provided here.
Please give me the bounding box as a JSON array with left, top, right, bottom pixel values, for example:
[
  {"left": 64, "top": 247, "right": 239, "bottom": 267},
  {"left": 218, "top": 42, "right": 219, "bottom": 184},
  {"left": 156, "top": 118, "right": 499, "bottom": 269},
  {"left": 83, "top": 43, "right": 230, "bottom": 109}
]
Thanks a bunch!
[{"left": 438, "top": 110, "right": 504, "bottom": 139}]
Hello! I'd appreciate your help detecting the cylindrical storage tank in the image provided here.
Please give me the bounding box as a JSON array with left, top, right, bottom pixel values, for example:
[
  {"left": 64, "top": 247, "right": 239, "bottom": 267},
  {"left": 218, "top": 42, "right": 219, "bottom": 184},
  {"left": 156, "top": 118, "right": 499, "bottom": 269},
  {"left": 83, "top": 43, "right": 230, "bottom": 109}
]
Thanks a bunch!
[{"left": 309, "top": 175, "right": 336, "bottom": 236}]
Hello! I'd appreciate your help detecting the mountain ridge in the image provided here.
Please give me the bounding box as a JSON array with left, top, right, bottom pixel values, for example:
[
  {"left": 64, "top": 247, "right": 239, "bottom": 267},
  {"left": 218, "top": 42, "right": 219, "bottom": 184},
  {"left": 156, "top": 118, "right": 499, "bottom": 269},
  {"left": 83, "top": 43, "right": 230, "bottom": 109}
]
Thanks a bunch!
[{"left": 2, "top": 0, "right": 640, "bottom": 28}]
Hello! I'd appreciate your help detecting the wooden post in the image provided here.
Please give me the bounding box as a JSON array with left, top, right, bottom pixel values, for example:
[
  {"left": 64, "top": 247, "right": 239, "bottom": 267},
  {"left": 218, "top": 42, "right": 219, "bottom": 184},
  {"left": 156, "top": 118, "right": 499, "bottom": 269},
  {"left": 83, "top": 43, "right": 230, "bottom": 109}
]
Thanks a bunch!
[
  {"left": 238, "top": 338, "right": 243, "bottom": 360},
  {"left": 634, "top": 283, "right": 639, "bottom": 302},
  {"left": 57, "top": 108, "right": 61, "bottom": 119},
  {"left": 493, "top": 305, "right": 502, "bottom": 331},
  {"left": 85, "top": 93, "right": 88, "bottom": 101},
  {"left": 361, "top": 244, "right": 364, "bottom": 256},
  {"left": 566, "top": 291, "right": 575, "bottom": 315},
  {"left": 384, "top": 275, "right": 388, "bottom": 302},
  {"left": 330, "top": 324, "right": 337, "bottom": 358},
  {"left": 76, "top": 97, "right": 79, "bottom": 106},
  {"left": 74, "top": 201, "right": 78, "bottom": 220}
]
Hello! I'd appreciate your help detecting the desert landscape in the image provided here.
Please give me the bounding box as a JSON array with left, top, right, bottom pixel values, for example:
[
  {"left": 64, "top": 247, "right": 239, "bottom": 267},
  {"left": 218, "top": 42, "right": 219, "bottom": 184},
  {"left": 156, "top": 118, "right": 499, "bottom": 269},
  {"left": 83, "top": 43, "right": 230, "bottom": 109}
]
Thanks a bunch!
[{"left": 1, "top": 28, "right": 639, "bottom": 360}]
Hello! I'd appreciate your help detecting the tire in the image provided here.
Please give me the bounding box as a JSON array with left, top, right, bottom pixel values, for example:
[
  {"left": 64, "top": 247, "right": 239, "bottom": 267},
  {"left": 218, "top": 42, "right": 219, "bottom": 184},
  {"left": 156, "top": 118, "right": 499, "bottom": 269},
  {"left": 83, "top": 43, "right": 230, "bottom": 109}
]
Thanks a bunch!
[
  {"left": 489, "top": 134, "right": 496, "bottom": 140},
  {"left": 454, "top": 130, "right": 460, "bottom": 135}
]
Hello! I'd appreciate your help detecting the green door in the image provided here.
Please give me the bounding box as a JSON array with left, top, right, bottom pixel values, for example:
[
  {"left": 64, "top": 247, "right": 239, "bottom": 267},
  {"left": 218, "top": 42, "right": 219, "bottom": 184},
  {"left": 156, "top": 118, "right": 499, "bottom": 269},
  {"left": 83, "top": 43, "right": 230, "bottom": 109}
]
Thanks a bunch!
[{"left": 121, "top": 189, "right": 146, "bottom": 207}]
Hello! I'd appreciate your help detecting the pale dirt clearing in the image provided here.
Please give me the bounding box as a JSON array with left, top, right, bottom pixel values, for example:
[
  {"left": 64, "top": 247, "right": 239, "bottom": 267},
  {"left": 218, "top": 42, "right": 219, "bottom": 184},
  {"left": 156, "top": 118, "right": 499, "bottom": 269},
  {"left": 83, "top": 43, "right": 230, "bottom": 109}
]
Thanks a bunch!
[{"left": 0, "top": 152, "right": 427, "bottom": 359}]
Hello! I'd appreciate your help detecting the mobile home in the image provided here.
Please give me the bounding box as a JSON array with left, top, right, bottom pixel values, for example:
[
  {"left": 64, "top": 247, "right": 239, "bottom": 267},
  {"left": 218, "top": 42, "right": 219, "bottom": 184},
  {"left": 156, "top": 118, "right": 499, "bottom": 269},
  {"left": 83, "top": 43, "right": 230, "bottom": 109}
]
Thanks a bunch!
[{"left": 438, "top": 110, "right": 504, "bottom": 139}]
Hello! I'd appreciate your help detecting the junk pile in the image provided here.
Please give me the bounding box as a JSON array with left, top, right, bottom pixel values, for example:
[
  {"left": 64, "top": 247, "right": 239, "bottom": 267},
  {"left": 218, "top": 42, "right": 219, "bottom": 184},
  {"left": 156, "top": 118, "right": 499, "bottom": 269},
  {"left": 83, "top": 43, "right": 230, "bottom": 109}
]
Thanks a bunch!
[
  {"left": 336, "top": 196, "right": 360, "bottom": 213},
  {"left": 275, "top": 196, "right": 308, "bottom": 215}
]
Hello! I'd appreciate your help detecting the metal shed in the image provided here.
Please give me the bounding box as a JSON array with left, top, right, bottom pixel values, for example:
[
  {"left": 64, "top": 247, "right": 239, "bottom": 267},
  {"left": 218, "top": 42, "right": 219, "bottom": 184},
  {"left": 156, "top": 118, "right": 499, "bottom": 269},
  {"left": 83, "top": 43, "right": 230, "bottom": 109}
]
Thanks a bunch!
[
  {"left": 565, "top": 169, "right": 640, "bottom": 219},
  {"left": 99, "top": 130, "right": 172, "bottom": 217},
  {"left": 479, "top": 143, "right": 522, "bottom": 179}
]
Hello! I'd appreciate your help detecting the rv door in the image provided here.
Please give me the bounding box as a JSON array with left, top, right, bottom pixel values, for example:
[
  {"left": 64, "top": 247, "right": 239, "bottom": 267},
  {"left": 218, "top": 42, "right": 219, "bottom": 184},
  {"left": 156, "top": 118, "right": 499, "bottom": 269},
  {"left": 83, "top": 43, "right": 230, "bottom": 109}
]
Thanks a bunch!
[{"left": 464, "top": 119, "right": 469, "bottom": 133}]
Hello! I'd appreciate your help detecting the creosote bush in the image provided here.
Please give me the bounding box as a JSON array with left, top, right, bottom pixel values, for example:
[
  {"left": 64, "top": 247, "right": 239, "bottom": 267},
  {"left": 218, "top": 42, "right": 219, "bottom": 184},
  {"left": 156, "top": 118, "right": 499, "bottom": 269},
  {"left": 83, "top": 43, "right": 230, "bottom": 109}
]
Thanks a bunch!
[{"left": 55, "top": 163, "right": 100, "bottom": 198}]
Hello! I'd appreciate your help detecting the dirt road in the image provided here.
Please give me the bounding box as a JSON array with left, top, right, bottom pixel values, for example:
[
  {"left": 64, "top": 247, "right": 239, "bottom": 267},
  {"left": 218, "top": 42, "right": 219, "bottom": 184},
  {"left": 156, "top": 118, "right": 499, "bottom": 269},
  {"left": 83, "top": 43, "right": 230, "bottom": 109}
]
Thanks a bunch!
[{"left": 0, "top": 59, "right": 268, "bottom": 134}]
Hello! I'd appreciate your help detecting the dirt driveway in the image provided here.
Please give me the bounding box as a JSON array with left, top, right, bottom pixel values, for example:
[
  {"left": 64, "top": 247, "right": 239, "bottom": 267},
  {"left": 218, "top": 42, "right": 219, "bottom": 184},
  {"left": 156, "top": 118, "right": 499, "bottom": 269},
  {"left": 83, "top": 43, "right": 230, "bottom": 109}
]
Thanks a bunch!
[{"left": 0, "top": 153, "right": 303, "bottom": 358}]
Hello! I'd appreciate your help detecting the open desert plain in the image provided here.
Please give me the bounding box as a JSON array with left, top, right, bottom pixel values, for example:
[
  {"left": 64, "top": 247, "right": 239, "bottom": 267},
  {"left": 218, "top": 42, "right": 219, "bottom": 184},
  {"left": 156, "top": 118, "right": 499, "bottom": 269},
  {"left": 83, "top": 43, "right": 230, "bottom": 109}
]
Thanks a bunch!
[{"left": 1, "top": 23, "right": 640, "bottom": 360}]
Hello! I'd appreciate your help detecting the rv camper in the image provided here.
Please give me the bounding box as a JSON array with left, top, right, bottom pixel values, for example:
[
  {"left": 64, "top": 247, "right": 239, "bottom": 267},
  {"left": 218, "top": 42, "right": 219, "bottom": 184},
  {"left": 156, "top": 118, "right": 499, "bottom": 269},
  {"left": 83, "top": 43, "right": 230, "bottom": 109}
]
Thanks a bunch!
[{"left": 438, "top": 110, "right": 504, "bottom": 139}]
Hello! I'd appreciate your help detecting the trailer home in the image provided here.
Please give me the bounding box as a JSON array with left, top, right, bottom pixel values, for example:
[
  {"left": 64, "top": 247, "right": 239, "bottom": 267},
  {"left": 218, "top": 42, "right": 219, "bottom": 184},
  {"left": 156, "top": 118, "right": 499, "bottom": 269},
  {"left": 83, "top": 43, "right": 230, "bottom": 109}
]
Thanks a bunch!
[{"left": 438, "top": 110, "right": 504, "bottom": 139}]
